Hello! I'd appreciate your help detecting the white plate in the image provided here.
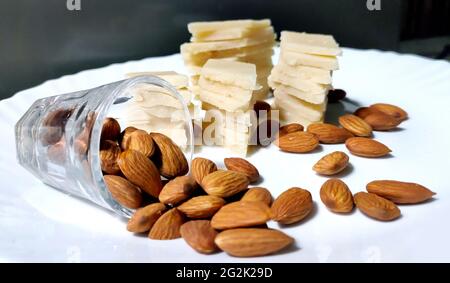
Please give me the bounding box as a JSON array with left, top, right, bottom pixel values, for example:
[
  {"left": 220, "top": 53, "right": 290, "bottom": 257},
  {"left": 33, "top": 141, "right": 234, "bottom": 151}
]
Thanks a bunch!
[{"left": 1, "top": 48, "right": 450, "bottom": 263}]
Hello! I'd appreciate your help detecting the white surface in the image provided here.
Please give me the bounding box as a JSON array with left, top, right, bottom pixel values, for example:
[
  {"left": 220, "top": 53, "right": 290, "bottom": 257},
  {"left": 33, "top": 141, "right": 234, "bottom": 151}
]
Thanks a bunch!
[{"left": 1, "top": 48, "right": 450, "bottom": 263}]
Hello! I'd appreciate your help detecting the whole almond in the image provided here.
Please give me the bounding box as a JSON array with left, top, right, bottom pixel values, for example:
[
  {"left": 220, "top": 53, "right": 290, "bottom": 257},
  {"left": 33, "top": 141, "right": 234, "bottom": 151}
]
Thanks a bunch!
[
  {"left": 363, "top": 112, "right": 401, "bottom": 131},
  {"left": 215, "top": 228, "right": 294, "bottom": 257},
  {"left": 122, "top": 130, "right": 155, "bottom": 157},
  {"left": 241, "top": 187, "right": 273, "bottom": 206},
  {"left": 40, "top": 108, "right": 73, "bottom": 145},
  {"left": 313, "top": 151, "right": 349, "bottom": 175},
  {"left": 117, "top": 150, "right": 163, "bottom": 198},
  {"left": 320, "top": 179, "right": 354, "bottom": 213},
  {"left": 150, "top": 132, "right": 189, "bottom": 179},
  {"left": 104, "top": 175, "right": 142, "bottom": 209},
  {"left": 306, "top": 123, "right": 353, "bottom": 144},
  {"left": 201, "top": 170, "right": 249, "bottom": 198},
  {"left": 224, "top": 157, "right": 260, "bottom": 183},
  {"left": 353, "top": 107, "right": 378, "bottom": 119},
  {"left": 345, "top": 137, "right": 391, "bottom": 157},
  {"left": 180, "top": 220, "right": 218, "bottom": 254},
  {"left": 275, "top": 131, "right": 319, "bottom": 153},
  {"left": 127, "top": 203, "right": 167, "bottom": 233},
  {"left": 178, "top": 195, "right": 225, "bottom": 218},
  {"left": 211, "top": 201, "right": 271, "bottom": 230},
  {"left": 101, "top": 117, "right": 121, "bottom": 141},
  {"left": 278, "top": 123, "right": 304, "bottom": 138},
  {"left": 339, "top": 114, "right": 372, "bottom": 137},
  {"left": 148, "top": 208, "right": 185, "bottom": 240},
  {"left": 120, "top": 126, "right": 138, "bottom": 149},
  {"left": 354, "top": 192, "right": 400, "bottom": 221},
  {"left": 271, "top": 187, "right": 313, "bottom": 224},
  {"left": 370, "top": 103, "right": 408, "bottom": 121},
  {"left": 366, "top": 180, "right": 435, "bottom": 204},
  {"left": 159, "top": 176, "right": 197, "bottom": 206},
  {"left": 100, "top": 140, "right": 121, "bottom": 175},
  {"left": 191, "top": 157, "right": 217, "bottom": 184}
]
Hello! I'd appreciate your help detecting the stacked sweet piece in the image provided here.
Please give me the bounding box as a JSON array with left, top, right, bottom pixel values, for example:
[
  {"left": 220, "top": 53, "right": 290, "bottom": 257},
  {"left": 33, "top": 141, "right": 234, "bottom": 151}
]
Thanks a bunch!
[
  {"left": 269, "top": 31, "right": 342, "bottom": 126},
  {"left": 181, "top": 19, "right": 276, "bottom": 100},
  {"left": 196, "top": 59, "right": 258, "bottom": 156},
  {"left": 123, "top": 71, "right": 199, "bottom": 148}
]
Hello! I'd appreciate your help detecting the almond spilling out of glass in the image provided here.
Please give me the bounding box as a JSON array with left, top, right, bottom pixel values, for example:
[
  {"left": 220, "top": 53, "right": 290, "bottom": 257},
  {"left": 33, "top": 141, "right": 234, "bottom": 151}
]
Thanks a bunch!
[{"left": 97, "top": 97, "right": 435, "bottom": 258}]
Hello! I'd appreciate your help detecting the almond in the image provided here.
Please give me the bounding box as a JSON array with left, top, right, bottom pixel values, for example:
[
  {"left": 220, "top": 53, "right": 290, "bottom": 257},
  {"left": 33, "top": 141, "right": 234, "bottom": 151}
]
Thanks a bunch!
[
  {"left": 100, "top": 140, "right": 121, "bottom": 175},
  {"left": 103, "top": 175, "right": 142, "bottom": 209},
  {"left": 150, "top": 132, "right": 189, "bottom": 179},
  {"left": 353, "top": 107, "right": 378, "bottom": 119},
  {"left": 313, "top": 151, "right": 349, "bottom": 175},
  {"left": 241, "top": 187, "right": 273, "bottom": 206},
  {"left": 41, "top": 108, "right": 73, "bottom": 145},
  {"left": 253, "top": 100, "right": 271, "bottom": 119},
  {"left": 178, "top": 195, "right": 225, "bottom": 219},
  {"left": 354, "top": 192, "right": 401, "bottom": 221},
  {"left": 101, "top": 117, "right": 121, "bottom": 141},
  {"left": 271, "top": 187, "right": 313, "bottom": 224},
  {"left": 278, "top": 123, "right": 304, "bottom": 138},
  {"left": 224, "top": 157, "right": 260, "bottom": 183},
  {"left": 275, "top": 131, "right": 319, "bottom": 153},
  {"left": 211, "top": 201, "right": 271, "bottom": 230},
  {"left": 215, "top": 228, "right": 294, "bottom": 257},
  {"left": 370, "top": 103, "right": 408, "bottom": 121},
  {"left": 117, "top": 150, "right": 163, "bottom": 198},
  {"left": 122, "top": 130, "right": 155, "bottom": 157},
  {"left": 47, "top": 139, "right": 66, "bottom": 164},
  {"left": 180, "top": 220, "right": 218, "bottom": 254},
  {"left": 320, "top": 179, "right": 354, "bottom": 213},
  {"left": 306, "top": 123, "right": 353, "bottom": 144},
  {"left": 366, "top": 180, "right": 435, "bottom": 204},
  {"left": 345, "top": 137, "right": 391, "bottom": 157},
  {"left": 338, "top": 114, "right": 373, "bottom": 137},
  {"left": 148, "top": 208, "right": 185, "bottom": 240},
  {"left": 119, "top": 126, "right": 138, "bottom": 149},
  {"left": 191, "top": 157, "right": 217, "bottom": 184},
  {"left": 201, "top": 170, "right": 249, "bottom": 198},
  {"left": 363, "top": 112, "right": 401, "bottom": 131},
  {"left": 159, "top": 176, "right": 197, "bottom": 206},
  {"left": 127, "top": 203, "right": 167, "bottom": 233}
]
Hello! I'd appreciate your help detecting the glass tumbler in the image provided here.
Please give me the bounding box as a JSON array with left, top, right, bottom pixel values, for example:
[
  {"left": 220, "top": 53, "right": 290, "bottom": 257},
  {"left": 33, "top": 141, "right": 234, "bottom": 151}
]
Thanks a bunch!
[{"left": 15, "top": 76, "right": 194, "bottom": 217}]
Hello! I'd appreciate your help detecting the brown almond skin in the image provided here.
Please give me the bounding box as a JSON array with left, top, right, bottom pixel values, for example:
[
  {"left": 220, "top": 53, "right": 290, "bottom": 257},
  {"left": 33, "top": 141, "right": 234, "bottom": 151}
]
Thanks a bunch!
[
  {"left": 366, "top": 180, "right": 435, "bottom": 204},
  {"left": 41, "top": 108, "right": 73, "bottom": 146},
  {"left": 127, "top": 203, "right": 167, "bottom": 233},
  {"left": 313, "top": 151, "right": 349, "bottom": 175},
  {"left": 148, "top": 208, "right": 185, "bottom": 240},
  {"left": 354, "top": 192, "right": 400, "bottom": 221},
  {"left": 353, "top": 107, "right": 378, "bottom": 119},
  {"left": 211, "top": 201, "right": 271, "bottom": 230},
  {"left": 117, "top": 150, "right": 163, "bottom": 198},
  {"left": 180, "top": 220, "right": 218, "bottom": 254},
  {"left": 271, "top": 187, "right": 313, "bottom": 224},
  {"left": 159, "top": 176, "right": 197, "bottom": 206},
  {"left": 178, "top": 195, "right": 225, "bottom": 219},
  {"left": 122, "top": 130, "right": 155, "bottom": 157},
  {"left": 150, "top": 132, "right": 189, "bottom": 179},
  {"left": 275, "top": 131, "right": 319, "bottom": 153},
  {"left": 100, "top": 140, "right": 122, "bottom": 175},
  {"left": 327, "top": 89, "right": 346, "bottom": 103},
  {"left": 241, "top": 187, "right": 273, "bottom": 206},
  {"left": 104, "top": 175, "right": 142, "bottom": 209},
  {"left": 191, "top": 157, "right": 217, "bottom": 184},
  {"left": 345, "top": 137, "right": 391, "bottom": 157},
  {"left": 320, "top": 179, "right": 354, "bottom": 213},
  {"left": 253, "top": 100, "right": 272, "bottom": 119},
  {"left": 370, "top": 103, "right": 408, "bottom": 121},
  {"left": 339, "top": 114, "right": 373, "bottom": 137},
  {"left": 101, "top": 117, "right": 121, "bottom": 141},
  {"left": 278, "top": 123, "right": 304, "bottom": 138},
  {"left": 363, "top": 112, "right": 401, "bottom": 131},
  {"left": 120, "top": 126, "right": 138, "bottom": 149},
  {"left": 224, "top": 157, "right": 260, "bottom": 183},
  {"left": 215, "top": 228, "right": 294, "bottom": 257},
  {"left": 201, "top": 170, "right": 249, "bottom": 198},
  {"left": 307, "top": 123, "right": 353, "bottom": 144}
]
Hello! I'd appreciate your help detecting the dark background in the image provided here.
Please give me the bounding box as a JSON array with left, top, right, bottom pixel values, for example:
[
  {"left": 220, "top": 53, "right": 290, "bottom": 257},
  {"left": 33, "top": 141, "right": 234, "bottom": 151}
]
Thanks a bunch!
[{"left": 1, "top": 0, "right": 449, "bottom": 99}]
